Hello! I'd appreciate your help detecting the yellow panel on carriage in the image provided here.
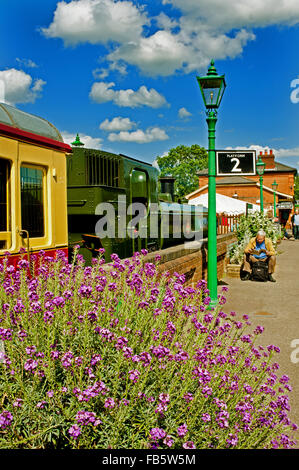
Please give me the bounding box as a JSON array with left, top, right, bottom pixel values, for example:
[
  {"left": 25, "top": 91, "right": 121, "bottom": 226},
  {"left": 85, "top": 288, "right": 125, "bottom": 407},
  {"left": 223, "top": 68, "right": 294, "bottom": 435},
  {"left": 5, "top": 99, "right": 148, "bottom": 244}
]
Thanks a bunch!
[{"left": 0, "top": 103, "right": 71, "bottom": 263}]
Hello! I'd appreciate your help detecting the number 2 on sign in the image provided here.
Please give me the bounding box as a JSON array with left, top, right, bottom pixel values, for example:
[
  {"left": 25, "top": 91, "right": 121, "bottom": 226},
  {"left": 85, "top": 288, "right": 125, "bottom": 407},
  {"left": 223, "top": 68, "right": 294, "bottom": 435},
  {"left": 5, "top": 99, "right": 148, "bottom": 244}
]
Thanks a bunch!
[{"left": 231, "top": 157, "right": 241, "bottom": 172}]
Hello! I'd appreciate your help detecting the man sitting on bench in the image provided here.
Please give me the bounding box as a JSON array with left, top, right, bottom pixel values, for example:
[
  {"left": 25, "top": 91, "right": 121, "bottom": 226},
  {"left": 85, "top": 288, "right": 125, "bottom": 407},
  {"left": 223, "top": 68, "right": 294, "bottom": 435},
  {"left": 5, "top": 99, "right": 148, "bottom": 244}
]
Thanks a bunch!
[{"left": 241, "top": 230, "right": 276, "bottom": 282}]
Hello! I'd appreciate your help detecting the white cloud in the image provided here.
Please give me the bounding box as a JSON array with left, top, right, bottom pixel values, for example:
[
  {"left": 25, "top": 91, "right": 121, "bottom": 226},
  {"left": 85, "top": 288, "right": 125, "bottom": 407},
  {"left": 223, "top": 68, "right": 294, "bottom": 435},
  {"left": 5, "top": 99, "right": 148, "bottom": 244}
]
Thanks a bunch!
[
  {"left": 93, "top": 62, "right": 128, "bottom": 81},
  {"left": 225, "top": 144, "right": 299, "bottom": 159},
  {"left": 0, "top": 68, "right": 46, "bottom": 105},
  {"left": 16, "top": 58, "right": 38, "bottom": 68},
  {"left": 107, "top": 29, "right": 191, "bottom": 76},
  {"left": 90, "top": 82, "right": 168, "bottom": 108},
  {"left": 61, "top": 131, "right": 103, "bottom": 149},
  {"left": 100, "top": 116, "right": 135, "bottom": 131},
  {"left": 178, "top": 107, "right": 192, "bottom": 118},
  {"left": 92, "top": 68, "right": 110, "bottom": 80},
  {"left": 108, "top": 127, "right": 169, "bottom": 144},
  {"left": 43, "top": 0, "right": 299, "bottom": 78},
  {"left": 164, "top": 0, "right": 299, "bottom": 29},
  {"left": 155, "top": 12, "right": 179, "bottom": 31},
  {"left": 41, "top": 0, "right": 148, "bottom": 45},
  {"left": 275, "top": 147, "right": 299, "bottom": 158}
]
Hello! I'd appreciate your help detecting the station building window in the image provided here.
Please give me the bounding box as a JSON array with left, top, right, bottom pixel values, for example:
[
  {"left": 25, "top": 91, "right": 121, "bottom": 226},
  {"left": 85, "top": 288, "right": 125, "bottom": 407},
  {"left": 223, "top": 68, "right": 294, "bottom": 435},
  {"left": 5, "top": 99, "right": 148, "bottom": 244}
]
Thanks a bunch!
[
  {"left": 0, "top": 158, "right": 11, "bottom": 250},
  {"left": 20, "top": 166, "right": 45, "bottom": 238}
]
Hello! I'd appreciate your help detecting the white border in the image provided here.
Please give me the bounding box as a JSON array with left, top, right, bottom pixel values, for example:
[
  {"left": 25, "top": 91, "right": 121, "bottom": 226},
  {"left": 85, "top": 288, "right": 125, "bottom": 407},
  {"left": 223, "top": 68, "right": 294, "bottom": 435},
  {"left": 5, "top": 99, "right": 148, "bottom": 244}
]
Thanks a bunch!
[{"left": 216, "top": 150, "right": 256, "bottom": 176}]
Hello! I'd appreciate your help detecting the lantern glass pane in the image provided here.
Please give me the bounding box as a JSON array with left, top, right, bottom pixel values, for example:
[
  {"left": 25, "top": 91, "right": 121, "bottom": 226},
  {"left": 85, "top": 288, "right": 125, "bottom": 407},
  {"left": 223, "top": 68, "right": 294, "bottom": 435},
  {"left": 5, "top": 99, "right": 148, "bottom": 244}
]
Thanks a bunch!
[
  {"left": 200, "top": 77, "right": 224, "bottom": 107},
  {"left": 203, "top": 87, "right": 221, "bottom": 107},
  {"left": 256, "top": 164, "right": 265, "bottom": 176}
]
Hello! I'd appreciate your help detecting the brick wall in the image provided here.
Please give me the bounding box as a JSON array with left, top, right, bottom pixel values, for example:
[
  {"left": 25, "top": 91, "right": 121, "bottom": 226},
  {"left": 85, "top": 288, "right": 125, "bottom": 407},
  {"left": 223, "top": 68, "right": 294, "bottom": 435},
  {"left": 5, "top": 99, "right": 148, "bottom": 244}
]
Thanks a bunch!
[
  {"left": 103, "top": 234, "right": 237, "bottom": 287},
  {"left": 144, "top": 233, "right": 237, "bottom": 286}
]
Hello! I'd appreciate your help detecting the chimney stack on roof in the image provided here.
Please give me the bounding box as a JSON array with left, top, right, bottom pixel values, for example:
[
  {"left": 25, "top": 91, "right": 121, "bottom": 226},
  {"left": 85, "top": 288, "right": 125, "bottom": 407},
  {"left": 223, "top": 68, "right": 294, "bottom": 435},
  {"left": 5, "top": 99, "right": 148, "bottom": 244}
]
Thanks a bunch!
[{"left": 258, "top": 148, "right": 275, "bottom": 169}]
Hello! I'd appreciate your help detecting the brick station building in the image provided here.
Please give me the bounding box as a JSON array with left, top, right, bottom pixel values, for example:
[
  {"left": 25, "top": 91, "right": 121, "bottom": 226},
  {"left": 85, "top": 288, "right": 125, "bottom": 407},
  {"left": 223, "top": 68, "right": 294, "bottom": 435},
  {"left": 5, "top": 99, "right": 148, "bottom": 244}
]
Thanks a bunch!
[{"left": 187, "top": 149, "right": 297, "bottom": 227}]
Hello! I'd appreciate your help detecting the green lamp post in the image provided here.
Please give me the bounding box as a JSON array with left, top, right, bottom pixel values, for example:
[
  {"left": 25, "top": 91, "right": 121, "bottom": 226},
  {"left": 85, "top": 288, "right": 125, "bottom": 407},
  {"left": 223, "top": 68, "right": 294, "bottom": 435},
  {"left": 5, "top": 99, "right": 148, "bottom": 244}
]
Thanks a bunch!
[
  {"left": 197, "top": 60, "right": 226, "bottom": 307},
  {"left": 256, "top": 155, "right": 266, "bottom": 213},
  {"left": 272, "top": 179, "right": 278, "bottom": 217}
]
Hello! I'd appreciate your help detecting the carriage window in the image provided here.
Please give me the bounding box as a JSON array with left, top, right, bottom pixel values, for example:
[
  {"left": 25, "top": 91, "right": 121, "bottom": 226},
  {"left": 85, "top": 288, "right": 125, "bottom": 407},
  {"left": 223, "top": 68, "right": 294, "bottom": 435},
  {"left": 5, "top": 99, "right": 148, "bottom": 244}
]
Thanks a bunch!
[
  {"left": 0, "top": 159, "right": 11, "bottom": 249},
  {"left": 20, "top": 166, "right": 44, "bottom": 238}
]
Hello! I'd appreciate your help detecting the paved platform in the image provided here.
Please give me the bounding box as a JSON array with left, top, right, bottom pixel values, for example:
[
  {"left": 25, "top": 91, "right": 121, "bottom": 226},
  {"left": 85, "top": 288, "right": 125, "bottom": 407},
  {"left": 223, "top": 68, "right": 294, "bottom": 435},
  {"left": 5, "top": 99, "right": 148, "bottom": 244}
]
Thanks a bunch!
[{"left": 219, "top": 239, "right": 299, "bottom": 445}]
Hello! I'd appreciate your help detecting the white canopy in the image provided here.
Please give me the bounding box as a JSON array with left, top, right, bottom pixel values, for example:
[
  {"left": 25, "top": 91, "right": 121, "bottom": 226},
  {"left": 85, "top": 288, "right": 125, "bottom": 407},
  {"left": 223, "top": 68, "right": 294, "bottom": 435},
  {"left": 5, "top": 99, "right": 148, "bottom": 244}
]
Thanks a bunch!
[{"left": 188, "top": 192, "right": 260, "bottom": 215}]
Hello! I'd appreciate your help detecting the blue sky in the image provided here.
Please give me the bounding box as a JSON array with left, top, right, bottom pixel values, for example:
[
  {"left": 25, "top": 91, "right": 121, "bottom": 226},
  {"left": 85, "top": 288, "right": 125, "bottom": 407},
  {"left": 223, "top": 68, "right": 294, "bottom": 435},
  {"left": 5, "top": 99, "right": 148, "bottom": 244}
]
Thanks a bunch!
[{"left": 1, "top": 0, "right": 299, "bottom": 171}]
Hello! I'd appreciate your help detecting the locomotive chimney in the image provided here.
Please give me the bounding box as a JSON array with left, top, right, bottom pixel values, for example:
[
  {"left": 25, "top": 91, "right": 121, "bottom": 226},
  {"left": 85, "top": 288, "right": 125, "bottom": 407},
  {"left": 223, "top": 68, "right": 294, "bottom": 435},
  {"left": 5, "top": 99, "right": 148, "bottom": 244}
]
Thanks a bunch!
[{"left": 159, "top": 176, "right": 176, "bottom": 201}]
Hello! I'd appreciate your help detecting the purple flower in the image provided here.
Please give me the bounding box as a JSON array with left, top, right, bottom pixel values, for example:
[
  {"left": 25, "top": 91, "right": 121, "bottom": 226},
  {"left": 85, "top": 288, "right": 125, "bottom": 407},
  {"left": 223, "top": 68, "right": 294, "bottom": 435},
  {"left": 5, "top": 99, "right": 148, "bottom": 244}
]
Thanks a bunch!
[
  {"left": 90, "top": 354, "right": 102, "bottom": 366},
  {"left": 13, "top": 399, "right": 23, "bottom": 408},
  {"left": 104, "top": 398, "right": 116, "bottom": 409},
  {"left": 159, "top": 393, "right": 170, "bottom": 404},
  {"left": 183, "top": 393, "right": 193, "bottom": 403},
  {"left": 13, "top": 300, "right": 25, "bottom": 313},
  {"left": 24, "top": 358, "right": 38, "bottom": 373},
  {"left": 163, "top": 436, "right": 174, "bottom": 447},
  {"left": 204, "top": 313, "right": 213, "bottom": 324},
  {"left": 61, "top": 351, "right": 74, "bottom": 368},
  {"left": 0, "top": 328, "right": 13, "bottom": 341},
  {"left": 202, "top": 413, "right": 211, "bottom": 423},
  {"left": 241, "top": 335, "right": 252, "bottom": 343},
  {"left": 52, "top": 296, "right": 65, "bottom": 308},
  {"left": 36, "top": 401, "right": 47, "bottom": 409},
  {"left": 183, "top": 441, "right": 196, "bottom": 449},
  {"left": 128, "top": 369, "right": 140, "bottom": 383},
  {"left": 150, "top": 428, "right": 166, "bottom": 441},
  {"left": 254, "top": 325, "right": 264, "bottom": 335},
  {"left": 78, "top": 285, "right": 92, "bottom": 298},
  {"left": 155, "top": 403, "right": 168, "bottom": 416},
  {"left": 216, "top": 410, "right": 230, "bottom": 429},
  {"left": 75, "top": 410, "right": 101, "bottom": 426},
  {"left": 43, "top": 310, "right": 54, "bottom": 323},
  {"left": 0, "top": 411, "right": 13, "bottom": 429},
  {"left": 68, "top": 424, "right": 81, "bottom": 439},
  {"left": 25, "top": 345, "right": 37, "bottom": 356},
  {"left": 226, "top": 434, "right": 238, "bottom": 447},
  {"left": 177, "top": 424, "right": 188, "bottom": 437}
]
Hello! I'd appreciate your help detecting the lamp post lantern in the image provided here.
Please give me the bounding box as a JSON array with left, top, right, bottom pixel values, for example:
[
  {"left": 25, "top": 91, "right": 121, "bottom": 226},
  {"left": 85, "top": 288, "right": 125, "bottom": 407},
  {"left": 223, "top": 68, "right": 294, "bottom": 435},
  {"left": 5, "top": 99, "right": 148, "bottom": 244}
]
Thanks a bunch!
[
  {"left": 197, "top": 60, "right": 226, "bottom": 307},
  {"left": 271, "top": 179, "right": 278, "bottom": 217},
  {"left": 256, "top": 155, "right": 266, "bottom": 213}
]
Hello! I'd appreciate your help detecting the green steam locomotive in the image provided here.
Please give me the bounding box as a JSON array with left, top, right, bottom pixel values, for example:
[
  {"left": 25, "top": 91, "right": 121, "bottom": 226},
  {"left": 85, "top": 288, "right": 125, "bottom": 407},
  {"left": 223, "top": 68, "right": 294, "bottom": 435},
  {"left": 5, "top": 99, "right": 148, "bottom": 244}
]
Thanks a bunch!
[{"left": 67, "top": 141, "right": 208, "bottom": 264}]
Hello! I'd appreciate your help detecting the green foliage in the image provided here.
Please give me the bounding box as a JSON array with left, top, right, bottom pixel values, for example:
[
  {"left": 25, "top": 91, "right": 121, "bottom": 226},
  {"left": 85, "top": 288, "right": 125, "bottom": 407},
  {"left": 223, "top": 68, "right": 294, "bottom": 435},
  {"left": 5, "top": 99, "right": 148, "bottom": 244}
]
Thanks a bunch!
[
  {"left": 229, "top": 212, "right": 281, "bottom": 264},
  {"left": 156, "top": 144, "right": 208, "bottom": 199}
]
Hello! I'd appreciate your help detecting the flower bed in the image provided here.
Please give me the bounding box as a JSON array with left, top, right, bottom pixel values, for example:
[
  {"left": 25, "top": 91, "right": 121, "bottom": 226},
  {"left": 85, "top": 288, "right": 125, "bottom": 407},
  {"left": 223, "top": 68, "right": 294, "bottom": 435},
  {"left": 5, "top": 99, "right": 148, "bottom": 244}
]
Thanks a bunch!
[{"left": 0, "top": 248, "right": 297, "bottom": 449}]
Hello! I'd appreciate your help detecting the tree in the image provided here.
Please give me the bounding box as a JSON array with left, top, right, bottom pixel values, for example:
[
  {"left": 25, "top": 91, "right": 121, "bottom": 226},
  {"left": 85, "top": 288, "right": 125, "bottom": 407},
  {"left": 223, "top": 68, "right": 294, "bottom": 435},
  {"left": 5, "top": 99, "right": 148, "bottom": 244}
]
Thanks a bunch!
[{"left": 156, "top": 144, "right": 208, "bottom": 199}]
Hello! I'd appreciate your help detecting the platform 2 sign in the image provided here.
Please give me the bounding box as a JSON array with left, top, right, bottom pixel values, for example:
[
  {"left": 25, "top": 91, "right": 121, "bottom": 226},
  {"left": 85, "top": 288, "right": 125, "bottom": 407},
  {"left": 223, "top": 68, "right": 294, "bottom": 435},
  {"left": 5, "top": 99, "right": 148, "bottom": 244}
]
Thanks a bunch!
[{"left": 216, "top": 150, "right": 256, "bottom": 176}]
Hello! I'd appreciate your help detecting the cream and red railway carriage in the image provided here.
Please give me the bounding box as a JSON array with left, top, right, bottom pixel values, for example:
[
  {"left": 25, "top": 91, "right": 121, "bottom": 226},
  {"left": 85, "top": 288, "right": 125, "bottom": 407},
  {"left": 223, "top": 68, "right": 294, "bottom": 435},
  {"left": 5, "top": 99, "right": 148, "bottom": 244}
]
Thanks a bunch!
[{"left": 0, "top": 103, "right": 71, "bottom": 267}]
